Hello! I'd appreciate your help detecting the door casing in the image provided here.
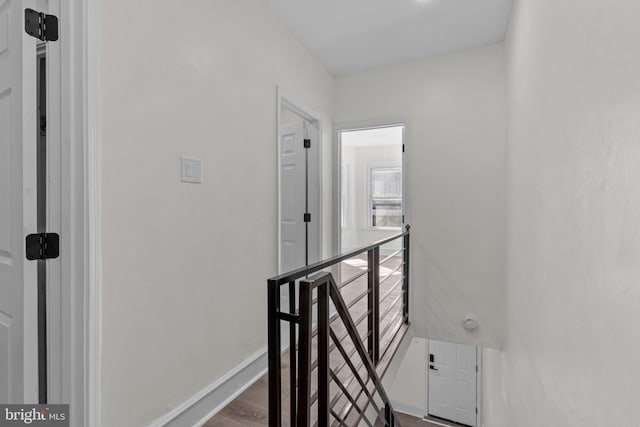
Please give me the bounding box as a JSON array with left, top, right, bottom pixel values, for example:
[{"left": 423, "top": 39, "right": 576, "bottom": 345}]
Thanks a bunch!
[
  {"left": 10, "top": 0, "right": 102, "bottom": 424},
  {"left": 333, "top": 119, "right": 410, "bottom": 258}
]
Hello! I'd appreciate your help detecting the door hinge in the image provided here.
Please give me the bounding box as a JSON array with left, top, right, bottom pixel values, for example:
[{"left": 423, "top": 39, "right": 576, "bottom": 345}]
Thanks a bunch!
[
  {"left": 26, "top": 233, "right": 60, "bottom": 260},
  {"left": 303, "top": 139, "right": 311, "bottom": 149},
  {"left": 476, "top": 407, "right": 478, "bottom": 415},
  {"left": 476, "top": 365, "right": 478, "bottom": 372},
  {"left": 402, "top": 144, "right": 405, "bottom": 153},
  {"left": 25, "top": 9, "right": 59, "bottom": 42},
  {"left": 304, "top": 213, "right": 311, "bottom": 223}
]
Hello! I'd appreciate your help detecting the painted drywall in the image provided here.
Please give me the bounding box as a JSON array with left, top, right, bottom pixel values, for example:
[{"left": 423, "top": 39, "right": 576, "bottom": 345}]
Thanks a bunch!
[
  {"left": 387, "top": 337, "right": 427, "bottom": 418},
  {"left": 98, "top": 1, "right": 333, "bottom": 425},
  {"left": 335, "top": 44, "right": 507, "bottom": 348},
  {"left": 483, "top": 0, "right": 640, "bottom": 425},
  {"left": 341, "top": 144, "right": 403, "bottom": 251},
  {"left": 481, "top": 347, "right": 507, "bottom": 427}
]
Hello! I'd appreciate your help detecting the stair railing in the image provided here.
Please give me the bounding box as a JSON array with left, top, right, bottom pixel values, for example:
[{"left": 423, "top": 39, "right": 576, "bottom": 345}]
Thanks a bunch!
[{"left": 267, "top": 225, "right": 410, "bottom": 426}]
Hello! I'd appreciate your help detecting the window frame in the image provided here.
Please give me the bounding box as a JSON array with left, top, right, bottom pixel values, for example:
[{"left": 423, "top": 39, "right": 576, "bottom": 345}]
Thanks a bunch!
[{"left": 367, "top": 165, "right": 403, "bottom": 230}]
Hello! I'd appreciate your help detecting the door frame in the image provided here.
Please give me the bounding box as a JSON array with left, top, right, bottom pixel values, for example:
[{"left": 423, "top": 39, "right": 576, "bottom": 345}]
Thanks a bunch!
[
  {"left": 35, "top": 0, "right": 101, "bottom": 425},
  {"left": 80, "top": 0, "right": 102, "bottom": 425},
  {"left": 276, "top": 87, "right": 324, "bottom": 272},
  {"left": 425, "top": 340, "right": 482, "bottom": 427},
  {"left": 333, "top": 118, "right": 410, "bottom": 257},
  {"left": 4, "top": 0, "right": 95, "bottom": 414}
]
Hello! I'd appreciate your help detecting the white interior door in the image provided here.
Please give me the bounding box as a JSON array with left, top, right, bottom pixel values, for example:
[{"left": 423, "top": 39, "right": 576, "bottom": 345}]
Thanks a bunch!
[
  {"left": 0, "top": 0, "right": 39, "bottom": 403},
  {"left": 279, "top": 121, "right": 306, "bottom": 272},
  {"left": 428, "top": 339, "right": 477, "bottom": 426}
]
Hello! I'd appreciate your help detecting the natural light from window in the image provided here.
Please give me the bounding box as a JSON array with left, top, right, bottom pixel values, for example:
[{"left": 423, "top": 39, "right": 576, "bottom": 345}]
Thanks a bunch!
[{"left": 340, "top": 125, "right": 404, "bottom": 252}]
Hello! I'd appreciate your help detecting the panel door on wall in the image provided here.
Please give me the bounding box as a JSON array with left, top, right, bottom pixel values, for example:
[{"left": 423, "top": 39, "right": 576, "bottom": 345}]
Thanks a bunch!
[{"left": 428, "top": 339, "right": 477, "bottom": 426}]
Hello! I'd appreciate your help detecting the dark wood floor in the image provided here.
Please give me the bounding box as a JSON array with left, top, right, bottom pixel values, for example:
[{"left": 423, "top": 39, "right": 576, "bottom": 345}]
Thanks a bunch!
[
  {"left": 203, "top": 373, "right": 445, "bottom": 427},
  {"left": 203, "top": 374, "right": 270, "bottom": 426},
  {"left": 205, "top": 383, "right": 458, "bottom": 427}
]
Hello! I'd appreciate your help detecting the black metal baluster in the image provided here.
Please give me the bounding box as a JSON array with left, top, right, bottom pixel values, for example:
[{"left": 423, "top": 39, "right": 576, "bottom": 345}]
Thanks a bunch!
[
  {"left": 268, "top": 280, "right": 281, "bottom": 427},
  {"left": 297, "top": 283, "right": 313, "bottom": 426},
  {"left": 403, "top": 225, "right": 411, "bottom": 324},
  {"left": 373, "top": 246, "right": 380, "bottom": 364},
  {"left": 317, "top": 281, "right": 330, "bottom": 426},
  {"left": 289, "top": 281, "right": 297, "bottom": 426},
  {"left": 367, "top": 249, "right": 375, "bottom": 361},
  {"left": 385, "top": 403, "right": 392, "bottom": 427}
]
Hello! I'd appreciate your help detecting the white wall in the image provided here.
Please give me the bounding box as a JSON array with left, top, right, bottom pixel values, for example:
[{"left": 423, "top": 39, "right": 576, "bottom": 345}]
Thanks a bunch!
[
  {"left": 481, "top": 348, "right": 507, "bottom": 427},
  {"left": 335, "top": 44, "right": 507, "bottom": 349},
  {"left": 484, "top": 0, "right": 640, "bottom": 425},
  {"left": 99, "top": 1, "right": 333, "bottom": 425},
  {"left": 387, "top": 337, "right": 427, "bottom": 418}
]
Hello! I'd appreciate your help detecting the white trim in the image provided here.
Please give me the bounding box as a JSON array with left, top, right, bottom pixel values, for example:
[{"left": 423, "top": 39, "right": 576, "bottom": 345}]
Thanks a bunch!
[
  {"left": 392, "top": 404, "right": 425, "bottom": 419},
  {"left": 421, "top": 417, "right": 458, "bottom": 427},
  {"left": 40, "top": 0, "right": 64, "bottom": 402},
  {"left": 147, "top": 348, "right": 268, "bottom": 427},
  {"left": 276, "top": 88, "right": 282, "bottom": 268},
  {"left": 83, "top": 0, "right": 102, "bottom": 425},
  {"left": 37, "top": 0, "right": 99, "bottom": 424},
  {"left": 278, "top": 89, "right": 323, "bottom": 124},
  {"left": 476, "top": 347, "right": 483, "bottom": 427},
  {"left": 276, "top": 87, "right": 324, "bottom": 272},
  {"left": 333, "top": 118, "right": 410, "bottom": 256},
  {"left": 425, "top": 339, "right": 429, "bottom": 418}
]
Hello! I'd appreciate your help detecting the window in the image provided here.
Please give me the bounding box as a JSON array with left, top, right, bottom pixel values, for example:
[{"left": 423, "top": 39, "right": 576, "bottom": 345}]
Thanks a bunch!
[{"left": 369, "top": 167, "right": 402, "bottom": 229}]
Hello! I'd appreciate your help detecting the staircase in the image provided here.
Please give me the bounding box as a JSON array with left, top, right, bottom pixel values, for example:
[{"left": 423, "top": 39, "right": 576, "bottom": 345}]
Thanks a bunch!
[{"left": 267, "top": 226, "right": 411, "bottom": 426}]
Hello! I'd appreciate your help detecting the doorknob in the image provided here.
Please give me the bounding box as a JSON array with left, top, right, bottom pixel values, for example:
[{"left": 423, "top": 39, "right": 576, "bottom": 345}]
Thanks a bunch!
[{"left": 429, "top": 365, "right": 438, "bottom": 371}]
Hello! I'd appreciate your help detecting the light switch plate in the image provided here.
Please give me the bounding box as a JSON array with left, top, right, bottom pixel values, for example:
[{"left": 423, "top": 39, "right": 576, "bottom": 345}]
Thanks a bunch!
[{"left": 181, "top": 157, "right": 202, "bottom": 183}]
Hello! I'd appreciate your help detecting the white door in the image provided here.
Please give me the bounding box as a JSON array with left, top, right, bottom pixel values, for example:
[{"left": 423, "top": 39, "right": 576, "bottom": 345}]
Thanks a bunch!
[
  {"left": 0, "top": 0, "right": 40, "bottom": 403},
  {"left": 279, "top": 121, "right": 306, "bottom": 272},
  {"left": 428, "top": 340, "right": 477, "bottom": 426}
]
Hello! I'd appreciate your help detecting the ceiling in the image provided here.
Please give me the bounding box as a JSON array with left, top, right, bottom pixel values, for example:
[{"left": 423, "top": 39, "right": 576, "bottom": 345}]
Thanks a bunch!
[{"left": 263, "top": 0, "right": 513, "bottom": 76}]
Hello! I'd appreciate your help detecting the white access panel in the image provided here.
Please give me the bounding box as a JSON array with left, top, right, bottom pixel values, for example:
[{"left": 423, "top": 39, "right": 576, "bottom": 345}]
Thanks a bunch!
[{"left": 428, "top": 339, "right": 477, "bottom": 426}]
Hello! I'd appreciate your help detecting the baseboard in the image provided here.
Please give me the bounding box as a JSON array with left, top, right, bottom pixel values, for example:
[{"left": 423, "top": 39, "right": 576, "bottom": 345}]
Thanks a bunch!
[
  {"left": 392, "top": 402, "right": 425, "bottom": 419},
  {"left": 148, "top": 347, "right": 268, "bottom": 427}
]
